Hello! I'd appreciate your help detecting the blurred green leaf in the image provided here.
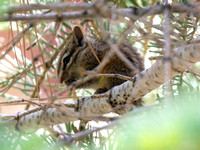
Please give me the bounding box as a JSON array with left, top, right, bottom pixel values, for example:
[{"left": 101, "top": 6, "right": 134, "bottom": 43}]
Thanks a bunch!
[
  {"left": 129, "top": 0, "right": 140, "bottom": 6},
  {"left": 113, "top": 95, "right": 200, "bottom": 150},
  {"left": 62, "top": 22, "right": 72, "bottom": 30},
  {"left": 0, "top": 130, "right": 51, "bottom": 150}
]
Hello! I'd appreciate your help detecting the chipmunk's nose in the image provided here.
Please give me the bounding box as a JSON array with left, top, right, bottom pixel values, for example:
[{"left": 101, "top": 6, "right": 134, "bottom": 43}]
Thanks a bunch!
[
  {"left": 58, "top": 77, "right": 64, "bottom": 83},
  {"left": 58, "top": 71, "right": 69, "bottom": 84}
]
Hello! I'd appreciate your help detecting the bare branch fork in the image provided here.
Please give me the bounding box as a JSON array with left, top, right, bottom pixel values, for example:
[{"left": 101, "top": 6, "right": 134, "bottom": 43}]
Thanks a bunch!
[{"left": 0, "top": 2, "right": 200, "bottom": 22}]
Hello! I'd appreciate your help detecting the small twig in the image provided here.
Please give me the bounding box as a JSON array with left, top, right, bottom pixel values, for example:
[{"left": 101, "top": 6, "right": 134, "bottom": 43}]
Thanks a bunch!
[
  {"left": 148, "top": 56, "right": 163, "bottom": 61},
  {"left": 0, "top": 63, "right": 32, "bottom": 93},
  {"left": 0, "top": 99, "right": 42, "bottom": 106},
  {"left": 91, "top": 94, "right": 109, "bottom": 98},
  {"left": 6, "top": 2, "right": 94, "bottom": 13},
  {"left": 0, "top": 22, "right": 34, "bottom": 59},
  {"left": 46, "top": 127, "right": 60, "bottom": 139},
  {"left": 185, "top": 68, "right": 200, "bottom": 83},
  {"left": 82, "top": 26, "right": 101, "bottom": 63},
  {"left": 0, "top": 11, "right": 94, "bottom": 22},
  {"left": 96, "top": 73, "right": 134, "bottom": 81},
  {"left": 30, "top": 21, "right": 61, "bottom": 99},
  {"left": 26, "top": 23, "right": 52, "bottom": 50},
  {"left": 17, "top": 96, "right": 82, "bottom": 101},
  {"left": 55, "top": 120, "right": 118, "bottom": 146}
]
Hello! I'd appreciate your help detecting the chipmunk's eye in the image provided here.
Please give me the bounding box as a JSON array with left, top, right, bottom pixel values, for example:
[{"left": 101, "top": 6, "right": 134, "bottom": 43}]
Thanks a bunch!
[{"left": 63, "top": 55, "right": 71, "bottom": 68}]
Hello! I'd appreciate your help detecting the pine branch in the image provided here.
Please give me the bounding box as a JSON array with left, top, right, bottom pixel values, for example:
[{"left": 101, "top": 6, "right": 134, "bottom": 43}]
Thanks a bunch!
[
  {"left": 6, "top": 2, "right": 94, "bottom": 13},
  {"left": 0, "top": 2, "right": 200, "bottom": 22}
]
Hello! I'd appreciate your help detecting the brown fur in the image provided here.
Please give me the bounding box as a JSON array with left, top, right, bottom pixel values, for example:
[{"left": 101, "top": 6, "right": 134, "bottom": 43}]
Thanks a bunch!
[{"left": 57, "top": 26, "right": 144, "bottom": 94}]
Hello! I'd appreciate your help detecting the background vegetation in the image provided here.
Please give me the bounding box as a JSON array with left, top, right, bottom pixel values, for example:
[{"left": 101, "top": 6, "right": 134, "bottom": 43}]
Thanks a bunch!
[{"left": 0, "top": 0, "right": 200, "bottom": 149}]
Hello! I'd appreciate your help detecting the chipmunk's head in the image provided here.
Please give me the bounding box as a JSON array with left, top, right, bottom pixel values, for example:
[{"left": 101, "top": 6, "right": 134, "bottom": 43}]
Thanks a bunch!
[{"left": 57, "top": 26, "right": 87, "bottom": 85}]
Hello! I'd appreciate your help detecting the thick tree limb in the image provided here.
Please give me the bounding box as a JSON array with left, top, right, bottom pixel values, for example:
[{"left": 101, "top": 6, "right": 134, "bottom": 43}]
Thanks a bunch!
[{"left": 8, "top": 40, "right": 199, "bottom": 132}]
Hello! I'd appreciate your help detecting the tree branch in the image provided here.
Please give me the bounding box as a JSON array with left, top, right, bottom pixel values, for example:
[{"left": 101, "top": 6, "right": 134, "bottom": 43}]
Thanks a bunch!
[
  {"left": 6, "top": 2, "right": 94, "bottom": 13},
  {"left": 1, "top": 2, "right": 200, "bottom": 22},
  {"left": 8, "top": 40, "right": 200, "bottom": 132}
]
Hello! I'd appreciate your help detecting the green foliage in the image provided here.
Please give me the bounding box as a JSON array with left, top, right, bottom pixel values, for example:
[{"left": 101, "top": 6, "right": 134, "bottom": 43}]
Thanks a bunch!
[
  {"left": 0, "top": 0, "right": 9, "bottom": 16},
  {"left": 0, "top": 130, "right": 52, "bottom": 150},
  {"left": 109, "top": 0, "right": 156, "bottom": 7},
  {"left": 113, "top": 94, "right": 200, "bottom": 150}
]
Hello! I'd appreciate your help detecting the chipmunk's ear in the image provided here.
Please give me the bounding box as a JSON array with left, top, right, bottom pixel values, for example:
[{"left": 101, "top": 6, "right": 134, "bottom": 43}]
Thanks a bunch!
[{"left": 73, "top": 26, "right": 85, "bottom": 47}]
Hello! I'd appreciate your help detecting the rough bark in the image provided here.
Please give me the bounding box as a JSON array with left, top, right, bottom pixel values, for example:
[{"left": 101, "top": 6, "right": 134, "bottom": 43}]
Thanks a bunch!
[{"left": 14, "top": 41, "right": 200, "bottom": 132}]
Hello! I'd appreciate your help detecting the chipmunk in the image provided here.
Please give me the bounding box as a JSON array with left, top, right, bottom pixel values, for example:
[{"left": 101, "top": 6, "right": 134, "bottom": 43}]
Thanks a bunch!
[{"left": 57, "top": 26, "right": 144, "bottom": 94}]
